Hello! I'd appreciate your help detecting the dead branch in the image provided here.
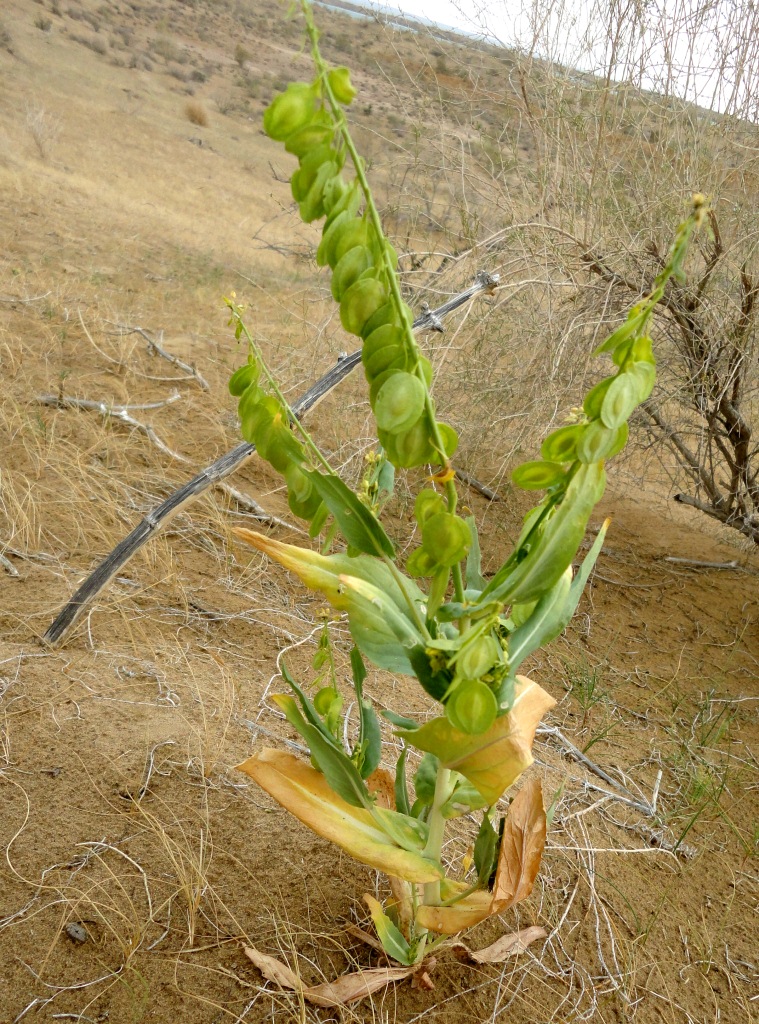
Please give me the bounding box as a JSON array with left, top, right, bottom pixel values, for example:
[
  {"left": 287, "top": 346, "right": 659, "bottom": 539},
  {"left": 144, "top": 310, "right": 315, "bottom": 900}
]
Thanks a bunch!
[
  {"left": 111, "top": 325, "right": 211, "bottom": 391},
  {"left": 42, "top": 274, "right": 500, "bottom": 648}
]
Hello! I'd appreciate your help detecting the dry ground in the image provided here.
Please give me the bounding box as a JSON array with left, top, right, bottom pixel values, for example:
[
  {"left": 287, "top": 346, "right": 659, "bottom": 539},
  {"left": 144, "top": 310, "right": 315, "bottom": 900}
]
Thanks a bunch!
[{"left": 0, "top": 2, "right": 757, "bottom": 1022}]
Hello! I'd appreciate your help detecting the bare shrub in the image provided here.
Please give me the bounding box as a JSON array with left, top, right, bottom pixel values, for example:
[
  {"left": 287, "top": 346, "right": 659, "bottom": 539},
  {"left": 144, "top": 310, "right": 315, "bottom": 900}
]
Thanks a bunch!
[
  {"left": 25, "top": 105, "right": 60, "bottom": 159},
  {"left": 34, "top": 14, "right": 52, "bottom": 31},
  {"left": 70, "top": 31, "right": 108, "bottom": 55},
  {"left": 0, "top": 19, "right": 13, "bottom": 52},
  {"left": 184, "top": 100, "right": 208, "bottom": 127}
]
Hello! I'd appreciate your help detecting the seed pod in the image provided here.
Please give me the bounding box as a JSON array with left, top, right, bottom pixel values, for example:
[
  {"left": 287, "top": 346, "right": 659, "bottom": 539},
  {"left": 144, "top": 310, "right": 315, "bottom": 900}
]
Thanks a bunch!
[
  {"left": 260, "top": 419, "right": 304, "bottom": 473},
  {"left": 627, "top": 360, "right": 656, "bottom": 402},
  {"left": 229, "top": 360, "right": 259, "bottom": 397},
  {"left": 332, "top": 245, "right": 374, "bottom": 302},
  {"left": 299, "top": 160, "right": 340, "bottom": 223},
  {"left": 414, "top": 489, "right": 446, "bottom": 526},
  {"left": 340, "top": 277, "right": 388, "bottom": 336},
  {"left": 512, "top": 460, "right": 567, "bottom": 491},
  {"left": 237, "top": 380, "right": 264, "bottom": 421},
  {"left": 445, "top": 679, "right": 498, "bottom": 735},
  {"left": 421, "top": 512, "right": 471, "bottom": 566},
  {"left": 263, "top": 82, "right": 316, "bottom": 141},
  {"left": 541, "top": 423, "right": 584, "bottom": 463},
  {"left": 436, "top": 421, "right": 459, "bottom": 458},
  {"left": 323, "top": 180, "right": 362, "bottom": 231},
  {"left": 284, "top": 111, "right": 333, "bottom": 157},
  {"left": 284, "top": 463, "right": 323, "bottom": 521},
  {"left": 322, "top": 173, "right": 349, "bottom": 216},
  {"left": 458, "top": 634, "right": 500, "bottom": 680},
  {"left": 600, "top": 371, "right": 639, "bottom": 429},
  {"left": 583, "top": 376, "right": 614, "bottom": 419},
  {"left": 317, "top": 210, "right": 352, "bottom": 268},
  {"left": 364, "top": 341, "right": 409, "bottom": 380},
  {"left": 240, "top": 393, "right": 279, "bottom": 447},
  {"left": 378, "top": 414, "right": 435, "bottom": 468},
  {"left": 360, "top": 300, "right": 402, "bottom": 340},
  {"left": 406, "top": 546, "right": 437, "bottom": 577},
  {"left": 291, "top": 143, "right": 341, "bottom": 203},
  {"left": 576, "top": 420, "right": 628, "bottom": 463},
  {"left": 328, "top": 66, "right": 356, "bottom": 105},
  {"left": 373, "top": 371, "right": 426, "bottom": 434},
  {"left": 332, "top": 217, "right": 372, "bottom": 268}
]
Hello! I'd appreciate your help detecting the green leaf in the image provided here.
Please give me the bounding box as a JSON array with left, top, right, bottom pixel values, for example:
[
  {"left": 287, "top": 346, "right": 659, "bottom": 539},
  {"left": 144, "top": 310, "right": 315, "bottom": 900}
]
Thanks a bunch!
[
  {"left": 442, "top": 777, "right": 489, "bottom": 818},
  {"left": 394, "top": 747, "right": 411, "bottom": 816},
  {"left": 281, "top": 665, "right": 341, "bottom": 747},
  {"left": 357, "top": 698, "right": 382, "bottom": 779},
  {"left": 305, "top": 470, "right": 395, "bottom": 558},
  {"left": 474, "top": 811, "right": 499, "bottom": 886},
  {"left": 465, "top": 515, "right": 485, "bottom": 591},
  {"left": 365, "top": 895, "right": 414, "bottom": 965},
  {"left": 382, "top": 709, "right": 418, "bottom": 731},
  {"left": 272, "top": 694, "right": 371, "bottom": 810},
  {"left": 414, "top": 752, "right": 439, "bottom": 806},
  {"left": 592, "top": 308, "right": 647, "bottom": 356}
]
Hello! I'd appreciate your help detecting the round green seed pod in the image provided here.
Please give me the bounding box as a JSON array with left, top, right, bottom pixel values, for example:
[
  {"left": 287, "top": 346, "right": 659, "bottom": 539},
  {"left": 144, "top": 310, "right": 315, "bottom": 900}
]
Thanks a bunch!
[
  {"left": 360, "top": 301, "right": 401, "bottom": 340},
  {"left": 323, "top": 180, "right": 362, "bottom": 231},
  {"left": 373, "top": 371, "right": 426, "bottom": 434},
  {"left": 322, "top": 174, "right": 348, "bottom": 216},
  {"left": 332, "top": 245, "right": 374, "bottom": 302},
  {"left": 299, "top": 160, "right": 340, "bottom": 223},
  {"left": 237, "top": 380, "right": 263, "bottom": 421},
  {"left": 291, "top": 144, "right": 340, "bottom": 203},
  {"left": 406, "top": 546, "right": 437, "bottom": 578},
  {"left": 393, "top": 414, "right": 438, "bottom": 468},
  {"left": 436, "top": 421, "right": 459, "bottom": 458},
  {"left": 583, "top": 376, "right": 614, "bottom": 419},
  {"left": 414, "top": 488, "right": 446, "bottom": 526},
  {"left": 511, "top": 460, "right": 567, "bottom": 490},
  {"left": 364, "top": 342, "right": 408, "bottom": 381},
  {"left": 576, "top": 420, "right": 628, "bottom": 464},
  {"left": 457, "top": 634, "right": 499, "bottom": 680},
  {"left": 332, "top": 217, "right": 372, "bottom": 268},
  {"left": 328, "top": 66, "right": 356, "bottom": 104},
  {"left": 283, "top": 112, "right": 333, "bottom": 157},
  {"left": 600, "top": 371, "right": 639, "bottom": 429},
  {"left": 541, "top": 423, "right": 584, "bottom": 463},
  {"left": 317, "top": 210, "right": 352, "bottom": 268},
  {"left": 240, "top": 394, "right": 279, "bottom": 447},
  {"left": 445, "top": 679, "right": 497, "bottom": 735},
  {"left": 229, "top": 360, "right": 259, "bottom": 397},
  {"left": 421, "top": 512, "right": 471, "bottom": 567},
  {"left": 340, "top": 277, "right": 388, "bottom": 337},
  {"left": 263, "top": 82, "right": 316, "bottom": 141},
  {"left": 260, "top": 420, "right": 304, "bottom": 473}
]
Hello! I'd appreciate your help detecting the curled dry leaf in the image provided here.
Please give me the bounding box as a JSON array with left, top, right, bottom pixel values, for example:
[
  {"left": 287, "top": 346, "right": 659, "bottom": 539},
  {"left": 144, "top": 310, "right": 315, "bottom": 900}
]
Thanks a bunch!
[
  {"left": 416, "top": 778, "right": 547, "bottom": 934},
  {"left": 243, "top": 946, "right": 413, "bottom": 1007},
  {"left": 450, "top": 925, "right": 547, "bottom": 964}
]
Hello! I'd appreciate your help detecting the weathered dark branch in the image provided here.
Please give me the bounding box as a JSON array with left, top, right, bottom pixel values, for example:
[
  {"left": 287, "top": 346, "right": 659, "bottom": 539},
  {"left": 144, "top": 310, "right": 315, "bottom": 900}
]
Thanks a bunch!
[{"left": 42, "top": 274, "right": 500, "bottom": 648}]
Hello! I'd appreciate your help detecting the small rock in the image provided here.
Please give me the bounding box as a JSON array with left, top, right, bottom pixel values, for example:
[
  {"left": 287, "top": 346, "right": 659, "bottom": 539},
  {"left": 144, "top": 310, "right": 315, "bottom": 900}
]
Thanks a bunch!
[{"left": 65, "top": 922, "right": 88, "bottom": 944}]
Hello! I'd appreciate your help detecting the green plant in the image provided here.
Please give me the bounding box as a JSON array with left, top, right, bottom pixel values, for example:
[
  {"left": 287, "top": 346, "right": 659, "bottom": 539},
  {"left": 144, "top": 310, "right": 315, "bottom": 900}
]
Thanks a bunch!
[{"left": 228, "top": 0, "right": 706, "bottom": 982}]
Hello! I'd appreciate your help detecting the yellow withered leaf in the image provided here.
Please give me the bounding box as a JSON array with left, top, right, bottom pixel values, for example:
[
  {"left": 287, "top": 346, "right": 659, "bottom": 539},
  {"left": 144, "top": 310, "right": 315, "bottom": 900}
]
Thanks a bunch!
[
  {"left": 237, "top": 749, "right": 443, "bottom": 883},
  {"left": 416, "top": 778, "right": 546, "bottom": 933},
  {"left": 397, "top": 676, "right": 556, "bottom": 806}
]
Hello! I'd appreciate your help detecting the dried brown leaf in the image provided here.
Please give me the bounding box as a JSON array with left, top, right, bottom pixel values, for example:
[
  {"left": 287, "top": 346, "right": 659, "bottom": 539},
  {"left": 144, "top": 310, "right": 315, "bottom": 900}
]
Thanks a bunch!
[
  {"left": 450, "top": 925, "right": 547, "bottom": 964},
  {"left": 492, "top": 778, "right": 546, "bottom": 911},
  {"left": 243, "top": 945, "right": 413, "bottom": 1007}
]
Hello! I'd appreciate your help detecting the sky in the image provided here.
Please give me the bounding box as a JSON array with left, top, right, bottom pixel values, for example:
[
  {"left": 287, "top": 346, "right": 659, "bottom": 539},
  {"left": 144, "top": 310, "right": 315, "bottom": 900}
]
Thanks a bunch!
[{"left": 348, "top": 0, "right": 759, "bottom": 118}]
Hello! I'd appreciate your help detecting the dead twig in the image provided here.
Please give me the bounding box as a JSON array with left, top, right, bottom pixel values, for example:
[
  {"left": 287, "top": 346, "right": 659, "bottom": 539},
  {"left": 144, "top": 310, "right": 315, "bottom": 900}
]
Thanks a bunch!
[
  {"left": 42, "top": 274, "right": 500, "bottom": 647},
  {"left": 112, "top": 325, "right": 210, "bottom": 391}
]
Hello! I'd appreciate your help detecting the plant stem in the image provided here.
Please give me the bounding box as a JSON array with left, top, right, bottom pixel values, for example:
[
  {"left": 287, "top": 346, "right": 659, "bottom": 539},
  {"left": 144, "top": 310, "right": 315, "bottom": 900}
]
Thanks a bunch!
[{"left": 421, "top": 765, "right": 453, "bottom": 906}]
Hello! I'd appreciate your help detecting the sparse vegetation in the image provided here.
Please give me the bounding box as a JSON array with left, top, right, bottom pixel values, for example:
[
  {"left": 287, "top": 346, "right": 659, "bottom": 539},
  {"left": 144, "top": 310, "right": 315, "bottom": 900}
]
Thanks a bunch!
[{"left": 184, "top": 99, "right": 208, "bottom": 126}]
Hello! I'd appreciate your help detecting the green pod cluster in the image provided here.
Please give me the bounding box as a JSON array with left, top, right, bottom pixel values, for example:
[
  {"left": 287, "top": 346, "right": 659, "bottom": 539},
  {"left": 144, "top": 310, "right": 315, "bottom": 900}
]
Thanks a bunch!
[
  {"left": 264, "top": 68, "right": 459, "bottom": 472},
  {"left": 512, "top": 330, "right": 657, "bottom": 490},
  {"left": 406, "top": 490, "right": 471, "bottom": 577},
  {"left": 232, "top": 364, "right": 324, "bottom": 523}
]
